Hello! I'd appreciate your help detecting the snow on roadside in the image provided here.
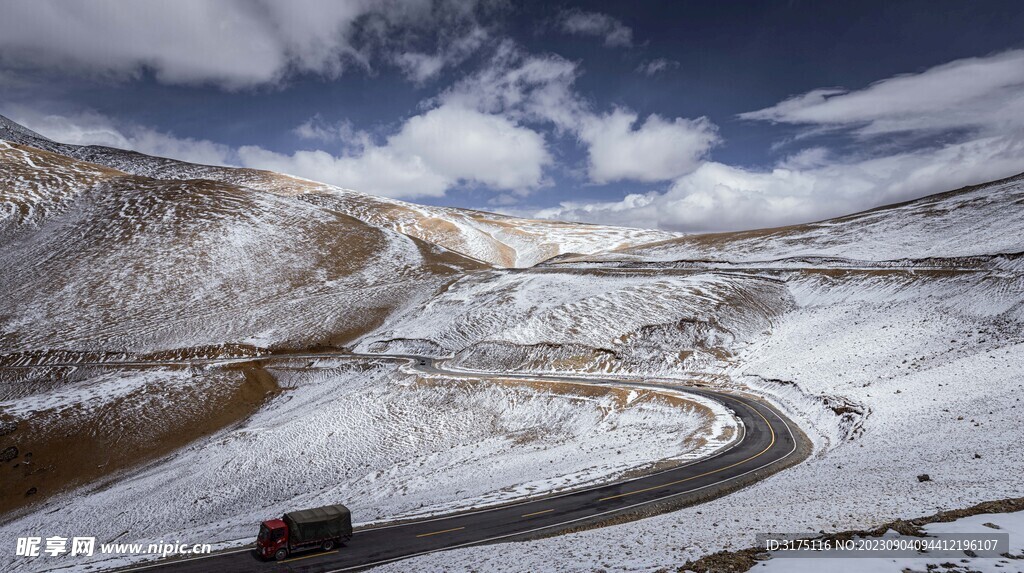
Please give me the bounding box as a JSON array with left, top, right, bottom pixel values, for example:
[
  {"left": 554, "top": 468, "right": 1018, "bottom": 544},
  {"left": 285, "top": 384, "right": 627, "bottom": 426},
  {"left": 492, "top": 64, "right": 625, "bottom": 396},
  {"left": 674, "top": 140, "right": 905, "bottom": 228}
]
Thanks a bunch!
[
  {"left": 0, "top": 361, "right": 735, "bottom": 573},
  {"left": 368, "top": 267, "right": 1024, "bottom": 573}
]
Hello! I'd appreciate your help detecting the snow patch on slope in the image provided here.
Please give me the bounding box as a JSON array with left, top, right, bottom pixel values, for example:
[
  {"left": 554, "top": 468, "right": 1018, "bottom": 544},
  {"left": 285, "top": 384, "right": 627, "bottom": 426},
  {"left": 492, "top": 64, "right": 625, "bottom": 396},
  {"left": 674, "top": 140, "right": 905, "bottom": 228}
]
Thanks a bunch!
[{"left": 357, "top": 270, "right": 792, "bottom": 375}]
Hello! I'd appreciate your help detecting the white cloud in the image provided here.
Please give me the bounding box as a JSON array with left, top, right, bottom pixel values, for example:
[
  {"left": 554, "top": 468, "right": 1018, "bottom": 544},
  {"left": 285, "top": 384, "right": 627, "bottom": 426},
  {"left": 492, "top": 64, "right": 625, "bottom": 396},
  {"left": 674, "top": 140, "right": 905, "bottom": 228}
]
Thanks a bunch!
[
  {"left": 6, "top": 87, "right": 555, "bottom": 201},
  {"left": 578, "top": 109, "right": 719, "bottom": 184},
  {"left": 441, "top": 42, "right": 583, "bottom": 130},
  {"left": 740, "top": 49, "right": 1024, "bottom": 136},
  {"left": 444, "top": 43, "right": 717, "bottom": 185},
  {"left": 9, "top": 101, "right": 551, "bottom": 200},
  {"left": 636, "top": 58, "right": 678, "bottom": 76},
  {"left": 391, "top": 105, "right": 549, "bottom": 189},
  {"left": 238, "top": 144, "right": 452, "bottom": 198},
  {"left": 8, "top": 36, "right": 719, "bottom": 198},
  {"left": 777, "top": 147, "right": 831, "bottom": 170},
  {"left": 394, "top": 52, "right": 447, "bottom": 83},
  {"left": 393, "top": 26, "right": 490, "bottom": 83},
  {"left": 0, "top": 0, "right": 494, "bottom": 89},
  {"left": 6, "top": 108, "right": 234, "bottom": 166},
  {"left": 292, "top": 115, "right": 372, "bottom": 154},
  {"left": 240, "top": 104, "right": 551, "bottom": 198},
  {"left": 558, "top": 10, "right": 633, "bottom": 48},
  {"left": 534, "top": 134, "right": 1024, "bottom": 232},
  {"left": 531, "top": 50, "right": 1024, "bottom": 232}
]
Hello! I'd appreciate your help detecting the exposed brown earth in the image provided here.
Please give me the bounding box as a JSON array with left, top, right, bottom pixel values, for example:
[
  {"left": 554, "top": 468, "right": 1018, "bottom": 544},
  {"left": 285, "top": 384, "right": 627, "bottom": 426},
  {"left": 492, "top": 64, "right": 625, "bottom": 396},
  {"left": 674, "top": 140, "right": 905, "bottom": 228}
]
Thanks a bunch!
[{"left": 0, "top": 363, "right": 279, "bottom": 517}]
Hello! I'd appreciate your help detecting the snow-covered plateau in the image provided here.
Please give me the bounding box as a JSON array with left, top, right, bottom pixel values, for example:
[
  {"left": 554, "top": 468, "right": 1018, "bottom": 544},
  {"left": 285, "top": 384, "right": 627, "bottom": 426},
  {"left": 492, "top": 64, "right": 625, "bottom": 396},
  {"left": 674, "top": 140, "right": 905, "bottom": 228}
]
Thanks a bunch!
[{"left": 1, "top": 115, "right": 1023, "bottom": 573}]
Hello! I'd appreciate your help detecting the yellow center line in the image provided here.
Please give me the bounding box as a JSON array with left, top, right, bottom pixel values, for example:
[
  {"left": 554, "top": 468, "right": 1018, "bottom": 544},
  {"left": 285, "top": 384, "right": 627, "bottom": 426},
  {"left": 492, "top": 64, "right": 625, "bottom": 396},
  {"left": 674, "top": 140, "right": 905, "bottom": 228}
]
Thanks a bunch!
[
  {"left": 598, "top": 406, "right": 777, "bottom": 502},
  {"left": 280, "top": 550, "right": 334, "bottom": 563},
  {"left": 521, "top": 509, "right": 554, "bottom": 518},
  {"left": 415, "top": 526, "right": 465, "bottom": 538}
]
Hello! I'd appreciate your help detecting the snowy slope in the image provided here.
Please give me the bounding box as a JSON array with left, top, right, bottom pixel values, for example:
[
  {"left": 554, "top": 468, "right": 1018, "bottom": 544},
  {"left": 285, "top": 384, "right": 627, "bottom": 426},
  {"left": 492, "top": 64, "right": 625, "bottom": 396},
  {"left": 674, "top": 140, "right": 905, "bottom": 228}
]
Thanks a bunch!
[
  {"left": 356, "top": 269, "right": 791, "bottom": 375},
  {"left": 375, "top": 264, "right": 1024, "bottom": 573},
  {"left": 362, "top": 177, "right": 1024, "bottom": 572},
  {"left": 0, "top": 115, "right": 680, "bottom": 268},
  {"left": 549, "top": 172, "right": 1024, "bottom": 265},
  {"left": 332, "top": 198, "right": 681, "bottom": 268},
  {"left": 0, "top": 141, "right": 478, "bottom": 354},
  {"left": 0, "top": 360, "right": 736, "bottom": 573},
  {"left": 0, "top": 363, "right": 277, "bottom": 517}
]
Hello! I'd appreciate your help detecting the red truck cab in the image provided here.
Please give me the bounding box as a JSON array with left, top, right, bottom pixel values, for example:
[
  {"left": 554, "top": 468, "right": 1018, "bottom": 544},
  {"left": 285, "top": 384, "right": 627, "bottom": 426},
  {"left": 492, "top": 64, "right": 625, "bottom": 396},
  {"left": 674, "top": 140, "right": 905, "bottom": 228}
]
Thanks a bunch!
[
  {"left": 255, "top": 504, "right": 353, "bottom": 561},
  {"left": 256, "top": 519, "right": 289, "bottom": 561}
]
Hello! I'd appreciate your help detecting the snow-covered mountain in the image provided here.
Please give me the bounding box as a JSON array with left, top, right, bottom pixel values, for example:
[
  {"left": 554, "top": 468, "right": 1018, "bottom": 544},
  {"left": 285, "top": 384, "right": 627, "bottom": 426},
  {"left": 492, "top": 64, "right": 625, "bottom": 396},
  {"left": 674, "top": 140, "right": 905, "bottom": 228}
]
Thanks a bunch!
[
  {"left": 0, "top": 139, "right": 480, "bottom": 355},
  {"left": 0, "top": 115, "right": 680, "bottom": 268},
  {"left": 2, "top": 113, "right": 1023, "bottom": 573},
  {"left": 549, "top": 172, "right": 1024, "bottom": 265}
]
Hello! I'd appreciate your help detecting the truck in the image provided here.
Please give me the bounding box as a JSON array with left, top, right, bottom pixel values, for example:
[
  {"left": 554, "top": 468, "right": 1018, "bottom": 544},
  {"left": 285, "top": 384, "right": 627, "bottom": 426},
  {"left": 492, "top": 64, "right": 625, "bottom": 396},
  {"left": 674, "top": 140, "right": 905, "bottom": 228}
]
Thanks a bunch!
[{"left": 255, "top": 504, "right": 353, "bottom": 561}]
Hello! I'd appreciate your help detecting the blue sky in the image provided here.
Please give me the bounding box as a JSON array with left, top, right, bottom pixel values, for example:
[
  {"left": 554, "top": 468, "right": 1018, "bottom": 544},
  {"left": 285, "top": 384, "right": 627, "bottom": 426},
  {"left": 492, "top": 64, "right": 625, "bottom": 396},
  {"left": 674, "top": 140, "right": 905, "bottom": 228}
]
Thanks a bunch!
[{"left": 2, "top": 0, "right": 1024, "bottom": 231}]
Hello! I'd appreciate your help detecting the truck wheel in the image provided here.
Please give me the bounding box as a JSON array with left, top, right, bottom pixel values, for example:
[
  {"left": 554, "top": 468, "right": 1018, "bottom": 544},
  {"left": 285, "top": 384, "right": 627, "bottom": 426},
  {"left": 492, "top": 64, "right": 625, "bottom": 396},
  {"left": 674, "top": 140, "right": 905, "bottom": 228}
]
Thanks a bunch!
[
  {"left": 321, "top": 539, "right": 336, "bottom": 551},
  {"left": 274, "top": 548, "right": 288, "bottom": 561}
]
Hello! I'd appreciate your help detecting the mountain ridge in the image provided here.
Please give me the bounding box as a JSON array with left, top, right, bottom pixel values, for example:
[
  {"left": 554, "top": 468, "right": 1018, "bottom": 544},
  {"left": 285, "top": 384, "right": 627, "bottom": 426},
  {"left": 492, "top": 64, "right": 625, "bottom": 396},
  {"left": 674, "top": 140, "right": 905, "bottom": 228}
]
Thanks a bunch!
[{"left": 0, "top": 114, "right": 680, "bottom": 268}]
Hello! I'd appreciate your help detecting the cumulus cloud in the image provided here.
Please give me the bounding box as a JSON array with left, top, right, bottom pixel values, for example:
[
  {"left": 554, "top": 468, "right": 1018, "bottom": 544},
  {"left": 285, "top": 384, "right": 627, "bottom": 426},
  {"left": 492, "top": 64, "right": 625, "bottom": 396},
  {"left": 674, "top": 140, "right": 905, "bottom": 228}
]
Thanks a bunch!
[
  {"left": 443, "top": 43, "right": 716, "bottom": 184},
  {"left": 558, "top": 10, "right": 633, "bottom": 48},
  {"left": 0, "top": 0, "right": 496, "bottom": 89},
  {"left": 535, "top": 134, "right": 1024, "bottom": 232},
  {"left": 578, "top": 109, "right": 719, "bottom": 183},
  {"left": 239, "top": 144, "right": 452, "bottom": 198},
  {"left": 740, "top": 49, "right": 1024, "bottom": 136},
  {"left": 387, "top": 104, "right": 550, "bottom": 190},
  {"left": 7, "top": 101, "right": 550, "bottom": 200},
  {"left": 394, "top": 52, "right": 447, "bottom": 83},
  {"left": 240, "top": 104, "right": 551, "bottom": 198},
  {"left": 4, "top": 15, "right": 720, "bottom": 196},
  {"left": 292, "top": 115, "right": 372, "bottom": 151},
  {"left": 277, "top": 44, "right": 720, "bottom": 196},
  {"left": 6, "top": 107, "right": 234, "bottom": 166},
  {"left": 530, "top": 49, "right": 1024, "bottom": 231}
]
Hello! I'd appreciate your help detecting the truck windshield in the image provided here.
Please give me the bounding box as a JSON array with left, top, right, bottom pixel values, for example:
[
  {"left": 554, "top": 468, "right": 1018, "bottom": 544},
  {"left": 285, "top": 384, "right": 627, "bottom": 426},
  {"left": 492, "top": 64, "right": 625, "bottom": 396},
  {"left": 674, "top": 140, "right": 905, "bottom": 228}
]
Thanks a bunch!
[{"left": 258, "top": 524, "right": 269, "bottom": 542}]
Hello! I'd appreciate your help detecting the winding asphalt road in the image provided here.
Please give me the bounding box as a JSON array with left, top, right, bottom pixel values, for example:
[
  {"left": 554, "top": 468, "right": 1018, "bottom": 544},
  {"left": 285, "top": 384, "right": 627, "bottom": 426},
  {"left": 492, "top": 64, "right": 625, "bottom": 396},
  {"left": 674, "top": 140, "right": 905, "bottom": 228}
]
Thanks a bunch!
[{"left": 73, "top": 354, "right": 802, "bottom": 573}]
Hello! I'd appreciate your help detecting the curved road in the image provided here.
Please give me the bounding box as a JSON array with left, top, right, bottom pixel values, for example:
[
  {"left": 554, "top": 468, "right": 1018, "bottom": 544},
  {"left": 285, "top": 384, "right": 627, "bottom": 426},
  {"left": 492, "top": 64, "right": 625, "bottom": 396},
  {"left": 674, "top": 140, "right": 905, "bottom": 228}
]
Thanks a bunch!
[{"left": 81, "top": 354, "right": 801, "bottom": 573}]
